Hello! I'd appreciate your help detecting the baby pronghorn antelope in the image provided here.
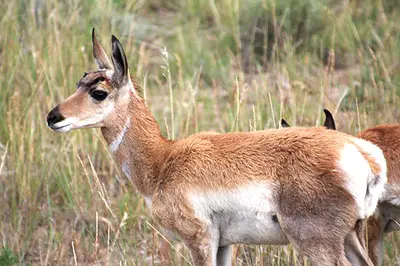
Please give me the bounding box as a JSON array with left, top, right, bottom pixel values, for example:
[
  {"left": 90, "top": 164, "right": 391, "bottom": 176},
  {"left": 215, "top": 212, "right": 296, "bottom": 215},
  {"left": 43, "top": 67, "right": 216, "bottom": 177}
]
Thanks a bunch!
[{"left": 47, "top": 30, "right": 387, "bottom": 266}]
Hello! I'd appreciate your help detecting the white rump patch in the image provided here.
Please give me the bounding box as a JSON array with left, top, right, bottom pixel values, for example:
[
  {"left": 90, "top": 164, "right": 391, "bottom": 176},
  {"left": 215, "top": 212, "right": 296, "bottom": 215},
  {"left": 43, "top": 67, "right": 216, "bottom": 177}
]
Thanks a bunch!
[
  {"left": 339, "top": 139, "right": 387, "bottom": 218},
  {"left": 340, "top": 143, "right": 370, "bottom": 217},
  {"left": 351, "top": 137, "right": 387, "bottom": 215},
  {"left": 110, "top": 118, "right": 131, "bottom": 153},
  {"left": 189, "top": 182, "right": 288, "bottom": 246}
]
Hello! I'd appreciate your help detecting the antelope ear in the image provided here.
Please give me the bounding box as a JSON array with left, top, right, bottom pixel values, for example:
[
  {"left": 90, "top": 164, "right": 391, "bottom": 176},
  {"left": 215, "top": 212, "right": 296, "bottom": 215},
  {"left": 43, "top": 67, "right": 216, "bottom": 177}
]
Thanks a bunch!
[
  {"left": 323, "top": 109, "right": 336, "bottom": 130},
  {"left": 281, "top": 119, "right": 290, "bottom": 128},
  {"left": 92, "top": 28, "right": 113, "bottom": 70},
  {"left": 111, "top": 35, "right": 129, "bottom": 85}
]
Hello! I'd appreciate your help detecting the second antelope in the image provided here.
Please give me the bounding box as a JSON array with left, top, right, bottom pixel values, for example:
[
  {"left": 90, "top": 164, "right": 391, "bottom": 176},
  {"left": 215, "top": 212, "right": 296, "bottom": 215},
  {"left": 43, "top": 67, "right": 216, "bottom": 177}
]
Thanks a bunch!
[
  {"left": 283, "top": 110, "right": 400, "bottom": 266},
  {"left": 47, "top": 30, "right": 387, "bottom": 266}
]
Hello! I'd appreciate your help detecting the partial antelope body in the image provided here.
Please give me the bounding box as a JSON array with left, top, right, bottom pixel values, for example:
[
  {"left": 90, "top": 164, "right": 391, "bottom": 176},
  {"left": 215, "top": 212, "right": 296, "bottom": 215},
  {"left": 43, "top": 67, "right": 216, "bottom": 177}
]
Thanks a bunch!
[
  {"left": 47, "top": 30, "right": 387, "bottom": 266},
  {"left": 357, "top": 125, "right": 400, "bottom": 266},
  {"left": 282, "top": 110, "right": 400, "bottom": 266}
]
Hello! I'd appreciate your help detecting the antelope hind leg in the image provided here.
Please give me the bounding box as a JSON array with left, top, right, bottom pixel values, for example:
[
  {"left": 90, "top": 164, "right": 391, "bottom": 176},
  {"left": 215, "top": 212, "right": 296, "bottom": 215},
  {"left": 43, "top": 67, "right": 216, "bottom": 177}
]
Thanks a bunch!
[{"left": 344, "top": 224, "right": 374, "bottom": 266}]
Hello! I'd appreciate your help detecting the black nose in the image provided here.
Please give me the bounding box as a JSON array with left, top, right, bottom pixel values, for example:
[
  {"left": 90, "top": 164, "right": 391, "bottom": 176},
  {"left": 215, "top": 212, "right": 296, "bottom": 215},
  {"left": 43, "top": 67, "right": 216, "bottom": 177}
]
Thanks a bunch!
[{"left": 47, "top": 105, "right": 65, "bottom": 127}]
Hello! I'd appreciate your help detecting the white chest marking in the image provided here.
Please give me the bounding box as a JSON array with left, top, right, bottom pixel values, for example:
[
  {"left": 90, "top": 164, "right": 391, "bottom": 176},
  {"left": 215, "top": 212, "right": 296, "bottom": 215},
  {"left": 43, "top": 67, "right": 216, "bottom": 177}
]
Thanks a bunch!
[
  {"left": 189, "top": 182, "right": 288, "bottom": 246},
  {"left": 110, "top": 118, "right": 131, "bottom": 153}
]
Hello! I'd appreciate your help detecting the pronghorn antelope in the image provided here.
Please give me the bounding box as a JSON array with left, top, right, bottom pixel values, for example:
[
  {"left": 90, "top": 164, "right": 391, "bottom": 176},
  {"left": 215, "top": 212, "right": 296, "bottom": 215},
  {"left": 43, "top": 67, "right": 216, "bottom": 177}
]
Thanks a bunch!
[
  {"left": 47, "top": 29, "right": 387, "bottom": 266},
  {"left": 282, "top": 110, "right": 400, "bottom": 266}
]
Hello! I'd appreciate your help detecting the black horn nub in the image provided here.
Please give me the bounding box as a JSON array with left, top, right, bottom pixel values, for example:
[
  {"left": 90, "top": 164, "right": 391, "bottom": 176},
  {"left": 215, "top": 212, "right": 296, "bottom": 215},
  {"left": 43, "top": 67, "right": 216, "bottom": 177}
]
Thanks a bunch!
[
  {"left": 323, "top": 109, "right": 336, "bottom": 130},
  {"left": 281, "top": 119, "right": 290, "bottom": 128}
]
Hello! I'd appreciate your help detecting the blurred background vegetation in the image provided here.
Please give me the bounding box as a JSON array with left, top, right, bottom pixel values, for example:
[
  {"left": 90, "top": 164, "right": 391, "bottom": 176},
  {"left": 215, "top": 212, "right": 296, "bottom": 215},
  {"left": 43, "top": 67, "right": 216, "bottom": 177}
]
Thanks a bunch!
[{"left": 0, "top": 0, "right": 399, "bottom": 265}]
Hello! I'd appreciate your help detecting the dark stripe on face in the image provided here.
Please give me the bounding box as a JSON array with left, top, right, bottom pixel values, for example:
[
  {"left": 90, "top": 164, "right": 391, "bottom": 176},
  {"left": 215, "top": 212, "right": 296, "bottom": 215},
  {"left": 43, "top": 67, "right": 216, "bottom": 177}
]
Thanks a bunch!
[{"left": 76, "top": 71, "right": 108, "bottom": 89}]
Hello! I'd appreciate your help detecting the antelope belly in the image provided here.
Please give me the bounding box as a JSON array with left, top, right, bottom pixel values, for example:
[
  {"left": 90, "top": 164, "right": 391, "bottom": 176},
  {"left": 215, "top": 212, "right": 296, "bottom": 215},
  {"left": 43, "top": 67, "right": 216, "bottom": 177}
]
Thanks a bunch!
[{"left": 189, "top": 182, "right": 289, "bottom": 246}]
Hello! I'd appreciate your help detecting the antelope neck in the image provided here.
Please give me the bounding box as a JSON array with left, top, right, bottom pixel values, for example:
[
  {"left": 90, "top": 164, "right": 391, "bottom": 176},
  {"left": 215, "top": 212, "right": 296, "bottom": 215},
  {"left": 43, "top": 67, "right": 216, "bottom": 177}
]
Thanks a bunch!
[{"left": 101, "top": 94, "right": 170, "bottom": 196}]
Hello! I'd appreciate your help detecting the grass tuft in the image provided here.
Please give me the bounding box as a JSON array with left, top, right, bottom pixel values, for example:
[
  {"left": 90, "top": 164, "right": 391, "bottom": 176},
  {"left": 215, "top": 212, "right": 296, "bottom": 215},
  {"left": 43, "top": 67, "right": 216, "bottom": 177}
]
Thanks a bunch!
[{"left": 0, "top": 247, "right": 19, "bottom": 266}]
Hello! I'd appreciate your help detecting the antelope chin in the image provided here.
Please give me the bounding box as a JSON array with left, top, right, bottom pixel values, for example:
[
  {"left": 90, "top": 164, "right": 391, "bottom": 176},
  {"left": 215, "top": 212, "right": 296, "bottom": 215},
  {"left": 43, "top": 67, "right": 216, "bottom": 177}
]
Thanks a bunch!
[
  {"left": 50, "top": 124, "right": 73, "bottom": 133},
  {"left": 48, "top": 117, "right": 78, "bottom": 133}
]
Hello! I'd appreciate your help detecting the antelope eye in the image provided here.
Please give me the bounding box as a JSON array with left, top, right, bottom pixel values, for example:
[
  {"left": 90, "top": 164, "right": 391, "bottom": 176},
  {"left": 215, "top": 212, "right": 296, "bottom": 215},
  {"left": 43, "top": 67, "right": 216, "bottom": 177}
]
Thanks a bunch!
[{"left": 90, "top": 90, "right": 108, "bottom": 101}]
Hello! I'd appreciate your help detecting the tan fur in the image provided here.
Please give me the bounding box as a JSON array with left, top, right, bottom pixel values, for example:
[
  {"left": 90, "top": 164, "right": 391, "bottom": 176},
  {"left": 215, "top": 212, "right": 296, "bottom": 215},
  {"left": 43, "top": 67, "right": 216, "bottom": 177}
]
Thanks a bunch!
[
  {"left": 47, "top": 32, "right": 386, "bottom": 266},
  {"left": 358, "top": 125, "right": 400, "bottom": 184}
]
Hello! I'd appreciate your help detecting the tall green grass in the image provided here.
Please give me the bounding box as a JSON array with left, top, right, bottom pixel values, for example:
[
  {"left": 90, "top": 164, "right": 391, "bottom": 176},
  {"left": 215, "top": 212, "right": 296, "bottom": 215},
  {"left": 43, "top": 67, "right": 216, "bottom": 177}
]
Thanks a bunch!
[{"left": 0, "top": 0, "right": 399, "bottom": 264}]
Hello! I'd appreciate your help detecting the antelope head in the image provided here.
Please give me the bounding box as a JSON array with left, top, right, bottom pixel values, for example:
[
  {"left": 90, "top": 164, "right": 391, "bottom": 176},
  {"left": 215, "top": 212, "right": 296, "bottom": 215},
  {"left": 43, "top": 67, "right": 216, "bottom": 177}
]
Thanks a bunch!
[{"left": 47, "top": 29, "right": 134, "bottom": 132}]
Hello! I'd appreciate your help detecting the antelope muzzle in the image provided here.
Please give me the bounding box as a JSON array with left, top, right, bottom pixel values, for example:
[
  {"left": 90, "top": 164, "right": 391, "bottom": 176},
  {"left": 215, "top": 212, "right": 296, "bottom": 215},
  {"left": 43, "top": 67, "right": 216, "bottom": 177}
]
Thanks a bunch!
[{"left": 47, "top": 105, "right": 68, "bottom": 132}]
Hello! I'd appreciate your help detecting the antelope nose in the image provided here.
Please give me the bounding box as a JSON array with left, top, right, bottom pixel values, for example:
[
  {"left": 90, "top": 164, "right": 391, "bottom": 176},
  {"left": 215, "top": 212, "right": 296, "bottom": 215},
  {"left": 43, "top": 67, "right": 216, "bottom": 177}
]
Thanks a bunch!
[{"left": 47, "top": 106, "right": 65, "bottom": 127}]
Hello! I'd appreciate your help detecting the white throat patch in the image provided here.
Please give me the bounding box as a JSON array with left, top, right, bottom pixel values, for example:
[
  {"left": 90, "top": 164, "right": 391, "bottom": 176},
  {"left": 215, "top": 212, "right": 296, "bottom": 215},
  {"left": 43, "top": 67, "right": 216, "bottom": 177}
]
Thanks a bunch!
[{"left": 110, "top": 117, "right": 131, "bottom": 153}]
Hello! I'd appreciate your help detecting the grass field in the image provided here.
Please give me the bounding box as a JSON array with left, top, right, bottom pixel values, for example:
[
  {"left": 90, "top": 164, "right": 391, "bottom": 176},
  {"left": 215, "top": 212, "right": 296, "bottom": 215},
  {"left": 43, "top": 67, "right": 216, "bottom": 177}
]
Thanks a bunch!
[{"left": 0, "top": 0, "right": 399, "bottom": 265}]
